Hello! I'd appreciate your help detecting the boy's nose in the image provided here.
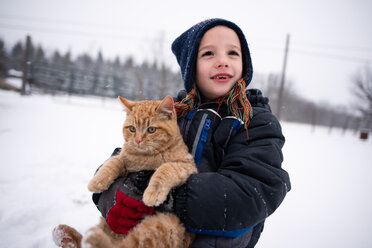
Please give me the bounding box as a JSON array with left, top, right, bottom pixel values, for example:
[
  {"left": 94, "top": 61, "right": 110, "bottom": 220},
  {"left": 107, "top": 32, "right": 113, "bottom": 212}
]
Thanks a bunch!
[
  {"left": 215, "top": 57, "right": 229, "bottom": 68},
  {"left": 217, "top": 63, "right": 229, "bottom": 68}
]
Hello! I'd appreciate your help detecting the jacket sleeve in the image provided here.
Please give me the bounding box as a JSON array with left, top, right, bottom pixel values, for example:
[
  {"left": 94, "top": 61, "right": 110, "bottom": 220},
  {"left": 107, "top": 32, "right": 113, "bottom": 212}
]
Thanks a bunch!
[{"left": 174, "top": 105, "right": 291, "bottom": 238}]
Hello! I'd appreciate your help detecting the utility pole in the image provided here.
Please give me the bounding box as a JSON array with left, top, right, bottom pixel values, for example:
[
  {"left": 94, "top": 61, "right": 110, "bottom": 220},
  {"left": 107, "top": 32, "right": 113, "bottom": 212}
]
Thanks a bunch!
[
  {"left": 21, "top": 35, "right": 32, "bottom": 95},
  {"left": 276, "top": 33, "right": 290, "bottom": 120}
]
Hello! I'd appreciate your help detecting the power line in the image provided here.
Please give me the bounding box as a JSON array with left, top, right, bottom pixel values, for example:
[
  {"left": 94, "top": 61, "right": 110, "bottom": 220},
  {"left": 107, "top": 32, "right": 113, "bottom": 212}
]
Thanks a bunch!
[
  {"left": 2, "top": 13, "right": 372, "bottom": 54},
  {"left": 291, "top": 48, "right": 371, "bottom": 64},
  {"left": 0, "top": 14, "right": 107, "bottom": 28},
  {"left": 252, "top": 36, "right": 372, "bottom": 53},
  {"left": 294, "top": 41, "right": 372, "bottom": 53},
  {"left": 0, "top": 19, "right": 370, "bottom": 65},
  {"left": 0, "top": 22, "right": 154, "bottom": 42},
  {"left": 0, "top": 13, "right": 168, "bottom": 39},
  {"left": 0, "top": 10, "right": 173, "bottom": 44},
  {"left": 251, "top": 45, "right": 371, "bottom": 64}
]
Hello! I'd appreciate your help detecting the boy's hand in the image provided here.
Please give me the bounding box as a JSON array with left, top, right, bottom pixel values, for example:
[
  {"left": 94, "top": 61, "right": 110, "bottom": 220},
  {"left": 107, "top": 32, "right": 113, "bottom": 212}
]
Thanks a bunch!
[
  {"left": 106, "top": 190, "right": 155, "bottom": 234},
  {"left": 94, "top": 170, "right": 156, "bottom": 235}
]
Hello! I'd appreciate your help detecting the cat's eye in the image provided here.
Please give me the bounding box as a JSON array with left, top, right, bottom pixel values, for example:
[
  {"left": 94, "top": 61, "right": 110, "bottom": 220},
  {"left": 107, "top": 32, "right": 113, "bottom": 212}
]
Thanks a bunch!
[
  {"left": 128, "top": 126, "right": 136, "bottom": 133},
  {"left": 147, "top": 127, "right": 157, "bottom": 133}
]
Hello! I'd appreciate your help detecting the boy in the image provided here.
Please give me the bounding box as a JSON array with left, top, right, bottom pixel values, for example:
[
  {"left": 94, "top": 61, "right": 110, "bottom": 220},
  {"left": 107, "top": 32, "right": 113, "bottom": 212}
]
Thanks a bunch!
[{"left": 100, "top": 18, "right": 291, "bottom": 248}]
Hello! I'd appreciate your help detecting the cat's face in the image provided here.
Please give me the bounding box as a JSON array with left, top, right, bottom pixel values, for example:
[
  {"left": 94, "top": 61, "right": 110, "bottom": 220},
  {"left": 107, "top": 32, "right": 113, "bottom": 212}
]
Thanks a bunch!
[{"left": 119, "top": 96, "right": 179, "bottom": 154}]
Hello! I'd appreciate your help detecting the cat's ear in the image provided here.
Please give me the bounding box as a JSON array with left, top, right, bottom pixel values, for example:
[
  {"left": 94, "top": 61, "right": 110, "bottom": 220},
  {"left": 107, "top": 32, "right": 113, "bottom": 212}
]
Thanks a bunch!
[
  {"left": 118, "top": 96, "right": 134, "bottom": 112},
  {"left": 157, "top": 95, "right": 174, "bottom": 118}
]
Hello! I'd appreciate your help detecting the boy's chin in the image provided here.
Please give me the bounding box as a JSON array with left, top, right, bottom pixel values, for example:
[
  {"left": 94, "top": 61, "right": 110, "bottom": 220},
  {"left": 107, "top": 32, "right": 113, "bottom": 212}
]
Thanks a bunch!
[{"left": 203, "top": 91, "right": 231, "bottom": 101}]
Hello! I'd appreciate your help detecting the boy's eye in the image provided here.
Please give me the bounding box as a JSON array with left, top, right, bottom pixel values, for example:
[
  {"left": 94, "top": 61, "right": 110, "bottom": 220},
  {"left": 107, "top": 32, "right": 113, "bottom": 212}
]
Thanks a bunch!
[
  {"left": 201, "top": 51, "right": 213, "bottom": 57},
  {"left": 229, "top": 50, "right": 240, "bottom": 56},
  {"left": 147, "top": 127, "right": 157, "bottom": 133},
  {"left": 128, "top": 126, "right": 136, "bottom": 132}
]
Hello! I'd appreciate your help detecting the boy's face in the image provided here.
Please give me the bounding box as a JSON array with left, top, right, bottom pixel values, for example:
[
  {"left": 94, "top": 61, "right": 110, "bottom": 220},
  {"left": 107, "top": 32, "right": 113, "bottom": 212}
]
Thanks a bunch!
[{"left": 196, "top": 25, "right": 243, "bottom": 101}]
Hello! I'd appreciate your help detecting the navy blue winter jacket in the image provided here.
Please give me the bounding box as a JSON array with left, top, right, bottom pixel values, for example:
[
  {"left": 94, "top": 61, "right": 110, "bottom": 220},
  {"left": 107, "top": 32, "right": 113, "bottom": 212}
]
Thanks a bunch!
[{"left": 173, "top": 88, "right": 291, "bottom": 247}]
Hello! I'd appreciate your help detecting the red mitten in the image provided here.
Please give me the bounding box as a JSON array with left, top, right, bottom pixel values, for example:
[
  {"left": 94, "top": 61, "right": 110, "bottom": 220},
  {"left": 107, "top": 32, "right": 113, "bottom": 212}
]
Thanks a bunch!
[{"left": 106, "top": 190, "right": 155, "bottom": 234}]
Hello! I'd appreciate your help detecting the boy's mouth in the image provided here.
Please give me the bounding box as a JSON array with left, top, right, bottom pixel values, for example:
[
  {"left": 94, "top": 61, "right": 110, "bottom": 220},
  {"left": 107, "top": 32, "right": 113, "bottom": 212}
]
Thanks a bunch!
[{"left": 210, "top": 73, "right": 232, "bottom": 80}]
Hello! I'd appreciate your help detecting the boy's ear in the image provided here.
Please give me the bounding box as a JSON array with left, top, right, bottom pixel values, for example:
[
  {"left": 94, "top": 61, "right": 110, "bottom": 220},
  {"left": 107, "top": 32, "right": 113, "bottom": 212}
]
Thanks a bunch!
[
  {"left": 157, "top": 95, "right": 174, "bottom": 118},
  {"left": 118, "top": 96, "right": 134, "bottom": 112}
]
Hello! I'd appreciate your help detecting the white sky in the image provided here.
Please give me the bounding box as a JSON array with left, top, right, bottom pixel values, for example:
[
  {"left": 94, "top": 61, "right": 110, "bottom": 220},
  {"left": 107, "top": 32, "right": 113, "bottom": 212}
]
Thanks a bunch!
[{"left": 0, "top": 0, "right": 371, "bottom": 107}]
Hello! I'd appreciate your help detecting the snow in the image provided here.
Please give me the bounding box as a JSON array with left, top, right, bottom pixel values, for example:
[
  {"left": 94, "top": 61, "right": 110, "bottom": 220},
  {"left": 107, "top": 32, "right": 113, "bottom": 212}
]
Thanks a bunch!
[
  {"left": 4, "top": 76, "right": 23, "bottom": 90},
  {"left": 0, "top": 89, "right": 371, "bottom": 248},
  {"left": 258, "top": 123, "right": 372, "bottom": 248}
]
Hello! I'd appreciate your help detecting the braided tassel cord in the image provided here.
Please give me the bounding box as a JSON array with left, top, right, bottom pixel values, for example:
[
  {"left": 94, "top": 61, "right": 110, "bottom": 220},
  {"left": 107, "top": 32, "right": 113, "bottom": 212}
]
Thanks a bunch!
[
  {"left": 174, "top": 89, "right": 196, "bottom": 117},
  {"left": 216, "top": 79, "right": 253, "bottom": 137}
]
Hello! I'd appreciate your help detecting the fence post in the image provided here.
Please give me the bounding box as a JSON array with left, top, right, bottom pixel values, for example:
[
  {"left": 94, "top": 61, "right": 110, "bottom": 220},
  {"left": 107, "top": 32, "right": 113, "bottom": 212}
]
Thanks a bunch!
[
  {"left": 21, "top": 35, "right": 32, "bottom": 95},
  {"left": 342, "top": 116, "right": 351, "bottom": 135},
  {"left": 354, "top": 117, "right": 361, "bottom": 135},
  {"left": 311, "top": 105, "right": 317, "bottom": 133},
  {"left": 328, "top": 113, "right": 334, "bottom": 134}
]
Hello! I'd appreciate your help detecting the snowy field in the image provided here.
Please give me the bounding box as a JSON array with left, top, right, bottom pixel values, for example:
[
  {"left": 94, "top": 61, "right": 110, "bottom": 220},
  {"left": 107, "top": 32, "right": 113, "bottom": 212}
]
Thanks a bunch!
[{"left": 0, "top": 89, "right": 371, "bottom": 248}]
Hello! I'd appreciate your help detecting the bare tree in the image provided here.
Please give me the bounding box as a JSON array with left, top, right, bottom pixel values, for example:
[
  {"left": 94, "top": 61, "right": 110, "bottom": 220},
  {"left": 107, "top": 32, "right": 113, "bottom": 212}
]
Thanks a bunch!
[{"left": 351, "top": 66, "right": 372, "bottom": 127}]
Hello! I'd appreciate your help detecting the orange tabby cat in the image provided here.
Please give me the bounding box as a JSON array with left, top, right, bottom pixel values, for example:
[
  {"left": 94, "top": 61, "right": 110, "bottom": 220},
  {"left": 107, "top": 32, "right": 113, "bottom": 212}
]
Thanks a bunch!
[{"left": 53, "top": 95, "right": 196, "bottom": 248}]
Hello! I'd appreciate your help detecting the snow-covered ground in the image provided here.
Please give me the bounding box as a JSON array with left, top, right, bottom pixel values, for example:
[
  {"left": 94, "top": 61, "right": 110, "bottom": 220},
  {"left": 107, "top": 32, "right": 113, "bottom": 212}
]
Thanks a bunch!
[{"left": 0, "top": 89, "right": 371, "bottom": 248}]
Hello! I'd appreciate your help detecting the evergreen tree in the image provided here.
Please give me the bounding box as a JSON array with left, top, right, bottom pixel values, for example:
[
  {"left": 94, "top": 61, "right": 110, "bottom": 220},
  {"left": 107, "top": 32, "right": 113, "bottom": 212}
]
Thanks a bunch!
[
  {"left": 91, "top": 51, "right": 104, "bottom": 95},
  {"left": 111, "top": 56, "right": 125, "bottom": 97},
  {"left": 75, "top": 54, "right": 93, "bottom": 69},
  {"left": 34, "top": 45, "right": 46, "bottom": 63},
  {"left": 96, "top": 50, "right": 104, "bottom": 66},
  {"left": 124, "top": 56, "right": 134, "bottom": 69},
  {"left": 52, "top": 50, "right": 63, "bottom": 65},
  {"left": 113, "top": 56, "right": 121, "bottom": 68},
  {"left": 63, "top": 51, "right": 72, "bottom": 67},
  {"left": 10, "top": 41, "right": 24, "bottom": 71}
]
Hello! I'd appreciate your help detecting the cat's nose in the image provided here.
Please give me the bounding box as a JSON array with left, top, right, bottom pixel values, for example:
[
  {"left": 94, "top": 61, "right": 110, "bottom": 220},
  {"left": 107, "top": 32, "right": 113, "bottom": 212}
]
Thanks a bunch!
[{"left": 135, "top": 138, "right": 142, "bottom": 144}]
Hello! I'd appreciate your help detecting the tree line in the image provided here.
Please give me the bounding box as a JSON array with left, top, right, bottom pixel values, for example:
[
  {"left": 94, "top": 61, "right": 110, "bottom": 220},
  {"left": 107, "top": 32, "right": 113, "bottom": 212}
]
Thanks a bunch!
[
  {"left": 251, "top": 72, "right": 372, "bottom": 132},
  {"left": 0, "top": 36, "right": 371, "bottom": 132},
  {"left": 0, "top": 36, "right": 183, "bottom": 100}
]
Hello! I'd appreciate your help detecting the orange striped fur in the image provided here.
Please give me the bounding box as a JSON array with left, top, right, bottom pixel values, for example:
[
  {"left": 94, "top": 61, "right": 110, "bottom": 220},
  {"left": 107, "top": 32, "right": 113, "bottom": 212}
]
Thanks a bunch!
[{"left": 54, "top": 95, "right": 196, "bottom": 248}]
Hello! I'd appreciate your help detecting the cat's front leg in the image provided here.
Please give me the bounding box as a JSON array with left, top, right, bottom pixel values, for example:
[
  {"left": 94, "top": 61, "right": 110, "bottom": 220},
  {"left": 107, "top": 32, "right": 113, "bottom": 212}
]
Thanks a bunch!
[
  {"left": 88, "top": 156, "right": 126, "bottom": 193},
  {"left": 143, "top": 161, "right": 196, "bottom": 207},
  {"left": 142, "top": 179, "right": 170, "bottom": 207}
]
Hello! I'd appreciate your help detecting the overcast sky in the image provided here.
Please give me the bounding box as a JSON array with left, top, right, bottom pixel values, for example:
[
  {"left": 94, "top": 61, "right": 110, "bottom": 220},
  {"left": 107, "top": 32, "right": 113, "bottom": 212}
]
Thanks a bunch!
[{"left": 0, "top": 0, "right": 371, "bottom": 107}]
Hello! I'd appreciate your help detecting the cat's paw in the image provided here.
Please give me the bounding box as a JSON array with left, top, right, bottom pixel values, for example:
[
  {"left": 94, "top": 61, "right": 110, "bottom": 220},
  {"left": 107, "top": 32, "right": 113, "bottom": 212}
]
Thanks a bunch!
[
  {"left": 142, "top": 185, "right": 169, "bottom": 207},
  {"left": 52, "top": 224, "right": 82, "bottom": 248},
  {"left": 87, "top": 176, "right": 112, "bottom": 193}
]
